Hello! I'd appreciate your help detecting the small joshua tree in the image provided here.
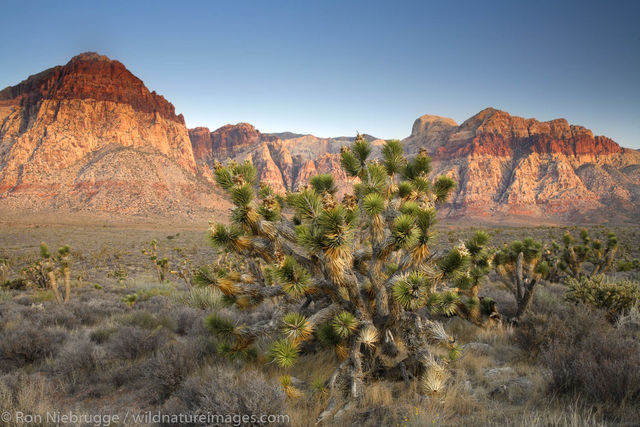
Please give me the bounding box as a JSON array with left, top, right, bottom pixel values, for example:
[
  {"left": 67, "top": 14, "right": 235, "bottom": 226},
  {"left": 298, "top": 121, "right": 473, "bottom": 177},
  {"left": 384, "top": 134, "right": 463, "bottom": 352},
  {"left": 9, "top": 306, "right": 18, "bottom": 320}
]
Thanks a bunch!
[
  {"left": 108, "top": 265, "right": 128, "bottom": 286},
  {"left": 50, "top": 245, "right": 72, "bottom": 304},
  {"left": 21, "top": 243, "right": 52, "bottom": 289},
  {"left": 170, "top": 247, "right": 195, "bottom": 287},
  {"left": 143, "top": 239, "right": 169, "bottom": 282},
  {"left": 201, "top": 136, "right": 495, "bottom": 420},
  {"left": 546, "top": 228, "right": 618, "bottom": 280},
  {"left": 493, "top": 238, "right": 549, "bottom": 321},
  {"left": 24, "top": 243, "right": 73, "bottom": 304}
]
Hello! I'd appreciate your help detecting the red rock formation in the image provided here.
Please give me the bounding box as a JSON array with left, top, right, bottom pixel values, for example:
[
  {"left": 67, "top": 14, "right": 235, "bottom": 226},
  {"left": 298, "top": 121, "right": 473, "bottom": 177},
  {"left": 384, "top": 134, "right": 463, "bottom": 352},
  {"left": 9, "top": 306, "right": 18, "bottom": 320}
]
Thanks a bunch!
[
  {"left": 194, "top": 108, "right": 640, "bottom": 223},
  {"left": 188, "top": 123, "right": 279, "bottom": 164},
  {"left": 404, "top": 108, "right": 640, "bottom": 222},
  {"left": 189, "top": 123, "right": 368, "bottom": 194},
  {"left": 0, "top": 53, "right": 218, "bottom": 218},
  {"left": 0, "top": 52, "right": 184, "bottom": 124}
]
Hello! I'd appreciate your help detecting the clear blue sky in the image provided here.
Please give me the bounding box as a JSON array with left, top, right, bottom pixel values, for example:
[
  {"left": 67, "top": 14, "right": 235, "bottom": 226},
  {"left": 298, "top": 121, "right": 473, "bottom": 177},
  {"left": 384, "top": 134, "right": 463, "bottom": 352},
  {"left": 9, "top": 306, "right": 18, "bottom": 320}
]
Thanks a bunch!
[{"left": 1, "top": 0, "right": 639, "bottom": 147}]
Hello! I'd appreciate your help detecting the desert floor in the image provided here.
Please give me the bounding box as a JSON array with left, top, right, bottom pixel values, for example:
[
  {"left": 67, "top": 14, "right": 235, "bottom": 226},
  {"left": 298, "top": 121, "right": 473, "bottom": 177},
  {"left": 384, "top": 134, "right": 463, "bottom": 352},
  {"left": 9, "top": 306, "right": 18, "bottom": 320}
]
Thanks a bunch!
[{"left": 0, "top": 221, "right": 639, "bottom": 426}]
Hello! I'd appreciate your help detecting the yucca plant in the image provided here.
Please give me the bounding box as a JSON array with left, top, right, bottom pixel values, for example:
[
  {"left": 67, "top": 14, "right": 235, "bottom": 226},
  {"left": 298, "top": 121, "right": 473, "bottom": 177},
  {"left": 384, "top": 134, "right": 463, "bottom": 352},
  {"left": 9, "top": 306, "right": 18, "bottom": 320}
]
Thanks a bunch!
[
  {"left": 546, "top": 228, "right": 619, "bottom": 280},
  {"left": 279, "top": 374, "right": 303, "bottom": 398},
  {"left": 494, "top": 238, "right": 549, "bottom": 321},
  {"left": 311, "top": 377, "right": 329, "bottom": 399},
  {"left": 142, "top": 239, "right": 170, "bottom": 282},
  {"left": 201, "top": 136, "right": 494, "bottom": 421}
]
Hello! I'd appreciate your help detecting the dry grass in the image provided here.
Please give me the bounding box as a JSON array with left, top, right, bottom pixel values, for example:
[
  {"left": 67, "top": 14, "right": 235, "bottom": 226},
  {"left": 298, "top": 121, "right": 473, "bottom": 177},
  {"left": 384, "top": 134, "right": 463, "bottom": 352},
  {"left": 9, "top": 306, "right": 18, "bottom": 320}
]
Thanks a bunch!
[
  {"left": 0, "top": 374, "right": 55, "bottom": 427},
  {"left": 0, "top": 223, "right": 639, "bottom": 425}
]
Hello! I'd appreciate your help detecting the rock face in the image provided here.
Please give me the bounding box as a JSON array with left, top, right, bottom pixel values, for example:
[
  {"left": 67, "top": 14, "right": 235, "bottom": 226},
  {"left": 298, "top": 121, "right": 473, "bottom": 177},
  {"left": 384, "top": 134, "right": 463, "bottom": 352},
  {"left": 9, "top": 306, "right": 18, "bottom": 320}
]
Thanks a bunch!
[
  {"left": 403, "top": 108, "right": 640, "bottom": 222},
  {"left": 0, "top": 52, "right": 221, "bottom": 218},
  {"left": 193, "top": 108, "right": 640, "bottom": 223},
  {"left": 190, "top": 124, "right": 370, "bottom": 194},
  {"left": 1, "top": 52, "right": 637, "bottom": 223},
  {"left": 189, "top": 123, "right": 276, "bottom": 165}
]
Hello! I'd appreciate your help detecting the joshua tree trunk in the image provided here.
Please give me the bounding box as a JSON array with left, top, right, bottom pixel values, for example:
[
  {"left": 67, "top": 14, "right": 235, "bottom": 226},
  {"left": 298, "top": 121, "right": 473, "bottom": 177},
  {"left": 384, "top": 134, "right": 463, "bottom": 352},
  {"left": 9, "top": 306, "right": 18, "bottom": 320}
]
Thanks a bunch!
[
  {"left": 63, "top": 266, "right": 71, "bottom": 303},
  {"left": 48, "top": 271, "right": 63, "bottom": 304},
  {"left": 495, "top": 242, "right": 548, "bottom": 323},
  {"left": 0, "top": 263, "right": 7, "bottom": 285}
]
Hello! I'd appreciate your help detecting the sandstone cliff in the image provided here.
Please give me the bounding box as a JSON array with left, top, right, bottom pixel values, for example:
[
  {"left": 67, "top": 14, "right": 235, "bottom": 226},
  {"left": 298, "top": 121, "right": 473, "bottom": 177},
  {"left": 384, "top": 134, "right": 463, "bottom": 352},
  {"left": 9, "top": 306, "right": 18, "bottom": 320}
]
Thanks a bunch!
[
  {"left": 189, "top": 123, "right": 375, "bottom": 194},
  {"left": 193, "top": 109, "right": 640, "bottom": 223},
  {"left": 0, "top": 52, "right": 222, "bottom": 218},
  {"left": 402, "top": 108, "right": 640, "bottom": 222}
]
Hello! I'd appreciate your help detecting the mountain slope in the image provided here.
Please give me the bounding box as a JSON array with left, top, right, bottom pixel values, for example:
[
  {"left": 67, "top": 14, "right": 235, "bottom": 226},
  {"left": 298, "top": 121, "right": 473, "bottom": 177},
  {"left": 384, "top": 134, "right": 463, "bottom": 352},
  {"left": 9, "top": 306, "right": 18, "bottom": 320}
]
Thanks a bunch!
[
  {"left": 0, "top": 52, "right": 222, "bottom": 218},
  {"left": 402, "top": 108, "right": 640, "bottom": 222},
  {"left": 189, "top": 123, "right": 380, "bottom": 194},
  {"left": 194, "top": 109, "right": 640, "bottom": 223}
]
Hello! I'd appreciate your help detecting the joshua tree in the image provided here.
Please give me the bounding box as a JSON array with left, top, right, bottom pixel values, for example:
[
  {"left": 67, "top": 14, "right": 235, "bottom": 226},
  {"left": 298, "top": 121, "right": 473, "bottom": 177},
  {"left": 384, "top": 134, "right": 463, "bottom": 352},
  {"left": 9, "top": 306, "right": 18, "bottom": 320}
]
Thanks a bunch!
[
  {"left": 49, "top": 244, "right": 72, "bottom": 304},
  {"left": 143, "top": 239, "right": 169, "bottom": 282},
  {"left": 200, "top": 136, "right": 495, "bottom": 420},
  {"left": 493, "top": 238, "right": 549, "bottom": 321},
  {"left": 170, "top": 247, "right": 195, "bottom": 287},
  {"left": 545, "top": 229, "right": 618, "bottom": 280},
  {"left": 22, "top": 243, "right": 73, "bottom": 304}
]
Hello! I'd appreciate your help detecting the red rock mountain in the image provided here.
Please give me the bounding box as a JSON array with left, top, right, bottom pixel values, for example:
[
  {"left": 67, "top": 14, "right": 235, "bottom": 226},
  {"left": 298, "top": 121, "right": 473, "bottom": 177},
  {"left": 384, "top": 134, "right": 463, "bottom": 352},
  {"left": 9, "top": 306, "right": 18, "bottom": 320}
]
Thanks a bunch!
[
  {"left": 194, "top": 109, "right": 640, "bottom": 223},
  {"left": 402, "top": 108, "right": 640, "bottom": 222},
  {"left": 189, "top": 124, "right": 370, "bottom": 194},
  {"left": 0, "top": 53, "right": 223, "bottom": 218},
  {"left": 1, "top": 53, "right": 637, "bottom": 223}
]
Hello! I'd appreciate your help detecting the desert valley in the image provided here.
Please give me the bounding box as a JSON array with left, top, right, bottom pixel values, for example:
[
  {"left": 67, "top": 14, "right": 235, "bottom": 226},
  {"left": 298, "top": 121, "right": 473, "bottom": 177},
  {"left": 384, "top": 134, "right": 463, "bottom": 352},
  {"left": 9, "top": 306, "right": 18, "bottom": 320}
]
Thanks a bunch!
[{"left": 0, "top": 49, "right": 639, "bottom": 427}]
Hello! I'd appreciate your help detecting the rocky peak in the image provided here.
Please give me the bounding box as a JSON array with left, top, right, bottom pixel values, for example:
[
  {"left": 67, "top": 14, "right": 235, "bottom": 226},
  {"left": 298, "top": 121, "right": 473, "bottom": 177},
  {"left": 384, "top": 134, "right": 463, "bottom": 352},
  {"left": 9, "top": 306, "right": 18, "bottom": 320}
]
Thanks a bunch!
[
  {"left": 411, "top": 115, "right": 458, "bottom": 137},
  {"left": 189, "top": 123, "right": 282, "bottom": 164},
  {"left": 0, "top": 52, "right": 184, "bottom": 124},
  {"left": 0, "top": 52, "right": 199, "bottom": 212},
  {"left": 405, "top": 115, "right": 458, "bottom": 153},
  {"left": 415, "top": 108, "right": 624, "bottom": 159},
  {"left": 68, "top": 51, "right": 112, "bottom": 63},
  {"left": 211, "top": 122, "right": 262, "bottom": 151}
]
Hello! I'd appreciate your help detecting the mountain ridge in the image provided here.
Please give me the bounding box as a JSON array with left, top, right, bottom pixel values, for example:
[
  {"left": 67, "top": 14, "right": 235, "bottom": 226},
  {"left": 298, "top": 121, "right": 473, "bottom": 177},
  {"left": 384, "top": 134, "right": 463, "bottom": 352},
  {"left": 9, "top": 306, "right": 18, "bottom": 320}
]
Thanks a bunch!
[
  {"left": 192, "top": 108, "right": 640, "bottom": 223},
  {"left": 1, "top": 52, "right": 638, "bottom": 223}
]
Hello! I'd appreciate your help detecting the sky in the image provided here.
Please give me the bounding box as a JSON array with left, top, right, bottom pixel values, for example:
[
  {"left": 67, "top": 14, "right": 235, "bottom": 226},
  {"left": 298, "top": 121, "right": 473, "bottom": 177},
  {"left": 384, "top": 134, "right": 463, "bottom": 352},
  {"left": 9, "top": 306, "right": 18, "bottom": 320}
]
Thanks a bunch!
[{"left": 1, "top": 0, "right": 639, "bottom": 147}]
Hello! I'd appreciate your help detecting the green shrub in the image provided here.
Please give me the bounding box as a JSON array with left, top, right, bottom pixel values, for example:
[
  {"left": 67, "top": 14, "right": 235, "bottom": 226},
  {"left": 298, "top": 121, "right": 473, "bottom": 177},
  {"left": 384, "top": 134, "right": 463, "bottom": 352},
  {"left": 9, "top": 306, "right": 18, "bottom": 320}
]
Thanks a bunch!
[
  {"left": 1, "top": 278, "right": 27, "bottom": 290},
  {"left": 566, "top": 275, "right": 640, "bottom": 319},
  {"left": 175, "top": 287, "right": 222, "bottom": 310},
  {"left": 617, "top": 259, "right": 640, "bottom": 272}
]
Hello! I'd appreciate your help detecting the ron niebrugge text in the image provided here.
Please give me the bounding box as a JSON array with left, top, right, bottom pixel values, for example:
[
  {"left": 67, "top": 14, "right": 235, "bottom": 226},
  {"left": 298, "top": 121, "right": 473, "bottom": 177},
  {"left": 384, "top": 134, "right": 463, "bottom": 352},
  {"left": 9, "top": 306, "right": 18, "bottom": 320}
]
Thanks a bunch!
[{"left": 3, "top": 411, "right": 290, "bottom": 426}]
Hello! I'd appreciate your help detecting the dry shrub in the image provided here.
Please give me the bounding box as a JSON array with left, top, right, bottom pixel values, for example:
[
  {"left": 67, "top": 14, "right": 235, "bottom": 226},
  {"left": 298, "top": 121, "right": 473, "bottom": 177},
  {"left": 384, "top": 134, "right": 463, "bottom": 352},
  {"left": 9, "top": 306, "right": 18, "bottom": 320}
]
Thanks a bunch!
[
  {"left": 138, "top": 342, "right": 202, "bottom": 404},
  {"left": 519, "top": 303, "right": 640, "bottom": 406},
  {"left": 29, "top": 303, "right": 79, "bottom": 329},
  {"left": 0, "top": 324, "right": 66, "bottom": 370},
  {"left": 171, "top": 306, "right": 206, "bottom": 336},
  {"left": 161, "top": 364, "right": 286, "bottom": 426},
  {"left": 0, "top": 373, "right": 55, "bottom": 426},
  {"left": 106, "top": 325, "right": 168, "bottom": 360},
  {"left": 48, "top": 336, "right": 98, "bottom": 391}
]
